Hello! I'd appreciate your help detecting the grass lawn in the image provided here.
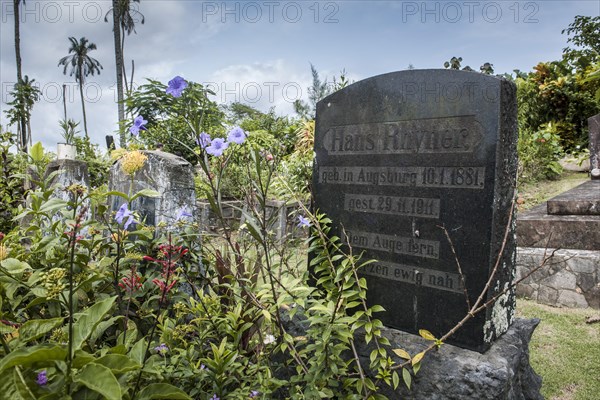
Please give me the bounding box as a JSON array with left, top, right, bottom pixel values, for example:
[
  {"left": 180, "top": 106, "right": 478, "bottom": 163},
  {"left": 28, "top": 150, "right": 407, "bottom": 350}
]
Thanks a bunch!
[
  {"left": 517, "top": 300, "right": 600, "bottom": 400},
  {"left": 517, "top": 171, "right": 589, "bottom": 212}
]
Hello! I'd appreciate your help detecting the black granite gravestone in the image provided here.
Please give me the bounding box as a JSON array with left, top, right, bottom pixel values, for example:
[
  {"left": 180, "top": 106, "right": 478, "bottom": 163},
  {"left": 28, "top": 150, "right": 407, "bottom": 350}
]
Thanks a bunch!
[{"left": 313, "top": 69, "right": 518, "bottom": 352}]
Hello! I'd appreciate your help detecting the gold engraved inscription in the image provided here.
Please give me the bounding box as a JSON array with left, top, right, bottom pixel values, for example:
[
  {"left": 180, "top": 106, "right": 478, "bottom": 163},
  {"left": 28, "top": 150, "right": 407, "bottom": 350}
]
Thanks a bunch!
[
  {"left": 344, "top": 194, "right": 440, "bottom": 219},
  {"left": 358, "top": 261, "right": 463, "bottom": 294},
  {"left": 346, "top": 230, "right": 439, "bottom": 259},
  {"left": 322, "top": 116, "right": 483, "bottom": 155},
  {"left": 319, "top": 166, "right": 485, "bottom": 189}
]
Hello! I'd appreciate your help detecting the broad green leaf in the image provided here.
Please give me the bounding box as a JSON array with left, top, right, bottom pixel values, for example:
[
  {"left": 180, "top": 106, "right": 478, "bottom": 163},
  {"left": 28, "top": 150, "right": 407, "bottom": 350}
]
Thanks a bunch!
[
  {"left": 89, "top": 316, "right": 122, "bottom": 345},
  {"left": 0, "top": 345, "right": 67, "bottom": 373},
  {"left": 72, "top": 296, "right": 117, "bottom": 351},
  {"left": 413, "top": 360, "right": 422, "bottom": 375},
  {"left": 15, "top": 317, "right": 63, "bottom": 345},
  {"left": 105, "top": 190, "right": 129, "bottom": 200},
  {"left": 39, "top": 198, "right": 68, "bottom": 214},
  {"left": 1, "top": 258, "right": 32, "bottom": 276},
  {"left": 130, "top": 189, "right": 161, "bottom": 202},
  {"left": 0, "top": 369, "right": 31, "bottom": 400},
  {"left": 30, "top": 142, "right": 44, "bottom": 162},
  {"left": 137, "top": 383, "right": 192, "bottom": 400},
  {"left": 392, "top": 370, "right": 400, "bottom": 390},
  {"left": 419, "top": 329, "right": 436, "bottom": 341},
  {"left": 128, "top": 338, "right": 146, "bottom": 364},
  {"left": 94, "top": 354, "right": 141, "bottom": 374},
  {"left": 392, "top": 348, "right": 411, "bottom": 360},
  {"left": 73, "top": 350, "right": 95, "bottom": 369},
  {"left": 73, "top": 363, "right": 121, "bottom": 400},
  {"left": 402, "top": 367, "right": 412, "bottom": 390}
]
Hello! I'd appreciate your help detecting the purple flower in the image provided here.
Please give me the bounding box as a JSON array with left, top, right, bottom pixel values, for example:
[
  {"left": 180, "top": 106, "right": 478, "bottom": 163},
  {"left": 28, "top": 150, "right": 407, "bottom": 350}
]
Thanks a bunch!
[
  {"left": 297, "top": 215, "right": 311, "bottom": 228},
  {"left": 210, "top": 395, "right": 220, "bottom": 400},
  {"left": 115, "top": 203, "right": 135, "bottom": 230},
  {"left": 166, "top": 76, "right": 188, "bottom": 97},
  {"left": 176, "top": 207, "right": 193, "bottom": 222},
  {"left": 200, "top": 364, "right": 206, "bottom": 370},
  {"left": 130, "top": 115, "right": 148, "bottom": 136},
  {"left": 154, "top": 343, "right": 169, "bottom": 355},
  {"left": 205, "top": 138, "right": 229, "bottom": 157},
  {"left": 36, "top": 370, "right": 48, "bottom": 386},
  {"left": 197, "top": 132, "right": 211, "bottom": 149},
  {"left": 250, "top": 390, "right": 260, "bottom": 398},
  {"left": 227, "top": 127, "right": 246, "bottom": 145}
]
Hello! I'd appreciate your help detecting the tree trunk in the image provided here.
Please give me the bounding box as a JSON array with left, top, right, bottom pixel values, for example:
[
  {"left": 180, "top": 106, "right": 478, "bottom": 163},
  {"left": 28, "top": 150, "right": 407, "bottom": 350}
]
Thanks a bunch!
[
  {"left": 13, "top": 0, "right": 27, "bottom": 153},
  {"left": 78, "top": 65, "right": 89, "bottom": 139},
  {"left": 13, "top": 0, "right": 22, "bottom": 82},
  {"left": 112, "top": 0, "right": 126, "bottom": 147}
]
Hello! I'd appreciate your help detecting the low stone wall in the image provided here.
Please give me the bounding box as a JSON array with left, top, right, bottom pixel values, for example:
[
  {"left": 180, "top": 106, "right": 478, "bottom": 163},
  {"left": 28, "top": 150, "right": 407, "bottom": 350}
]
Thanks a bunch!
[
  {"left": 197, "top": 199, "right": 308, "bottom": 239},
  {"left": 516, "top": 247, "right": 600, "bottom": 309}
]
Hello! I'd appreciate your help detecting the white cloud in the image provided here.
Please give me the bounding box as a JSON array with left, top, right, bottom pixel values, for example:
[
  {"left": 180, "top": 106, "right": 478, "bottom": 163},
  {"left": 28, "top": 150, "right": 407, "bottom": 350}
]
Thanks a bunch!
[{"left": 208, "top": 59, "right": 311, "bottom": 116}]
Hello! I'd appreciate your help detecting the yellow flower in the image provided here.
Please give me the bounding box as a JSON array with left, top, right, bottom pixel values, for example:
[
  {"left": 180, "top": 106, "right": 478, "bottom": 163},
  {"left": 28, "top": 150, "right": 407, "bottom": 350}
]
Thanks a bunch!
[
  {"left": 0, "top": 244, "right": 8, "bottom": 261},
  {"left": 121, "top": 150, "right": 148, "bottom": 176}
]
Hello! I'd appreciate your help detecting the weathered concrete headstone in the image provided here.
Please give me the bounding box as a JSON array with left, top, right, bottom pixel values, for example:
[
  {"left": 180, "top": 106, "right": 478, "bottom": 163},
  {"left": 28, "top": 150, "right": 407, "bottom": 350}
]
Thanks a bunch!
[
  {"left": 588, "top": 113, "right": 600, "bottom": 179},
  {"left": 313, "top": 69, "right": 518, "bottom": 352},
  {"left": 109, "top": 150, "right": 196, "bottom": 229},
  {"left": 45, "top": 159, "right": 91, "bottom": 222}
]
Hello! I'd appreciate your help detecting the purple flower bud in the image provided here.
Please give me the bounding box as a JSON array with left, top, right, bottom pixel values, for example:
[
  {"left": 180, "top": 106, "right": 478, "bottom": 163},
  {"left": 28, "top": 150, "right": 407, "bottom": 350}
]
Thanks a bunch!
[
  {"left": 197, "top": 132, "right": 212, "bottom": 149},
  {"left": 36, "top": 370, "right": 48, "bottom": 386}
]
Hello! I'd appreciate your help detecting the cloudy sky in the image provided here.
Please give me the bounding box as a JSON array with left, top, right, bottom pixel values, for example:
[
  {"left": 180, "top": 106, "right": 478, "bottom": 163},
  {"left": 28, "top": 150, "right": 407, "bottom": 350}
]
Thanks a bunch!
[{"left": 1, "top": 0, "right": 599, "bottom": 149}]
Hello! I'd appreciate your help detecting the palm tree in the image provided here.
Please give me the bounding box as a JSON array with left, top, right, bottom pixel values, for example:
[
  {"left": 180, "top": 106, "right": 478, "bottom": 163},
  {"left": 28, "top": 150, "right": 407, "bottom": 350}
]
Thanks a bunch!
[
  {"left": 58, "top": 37, "right": 103, "bottom": 139},
  {"left": 105, "top": 0, "right": 144, "bottom": 147},
  {"left": 13, "top": 0, "right": 22, "bottom": 83}
]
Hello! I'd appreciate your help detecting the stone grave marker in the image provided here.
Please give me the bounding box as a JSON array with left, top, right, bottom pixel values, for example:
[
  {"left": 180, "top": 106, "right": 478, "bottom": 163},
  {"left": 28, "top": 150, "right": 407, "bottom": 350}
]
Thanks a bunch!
[
  {"left": 109, "top": 150, "right": 196, "bottom": 229},
  {"left": 313, "top": 69, "right": 518, "bottom": 352}
]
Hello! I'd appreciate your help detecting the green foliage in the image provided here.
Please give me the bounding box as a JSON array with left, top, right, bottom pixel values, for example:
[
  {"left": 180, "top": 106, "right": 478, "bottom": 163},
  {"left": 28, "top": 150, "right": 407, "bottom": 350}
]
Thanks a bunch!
[
  {"left": 0, "top": 128, "right": 25, "bottom": 233},
  {"left": 516, "top": 61, "right": 599, "bottom": 153},
  {"left": 443, "top": 56, "right": 494, "bottom": 74},
  {"left": 562, "top": 15, "right": 600, "bottom": 70},
  {"left": 125, "top": 79, "right": 224, "bottom": 160},
  {"left": 4, "top": 76, "right": 41, "bottom": 151},
  {"left": 518, "top": 125, "right": 563, "bottom": 182},
  {"left": 294, "top": 64, "right": 350, "bottom": 119},
  {"left": 59, "top": 118, "right": 79, "bottom": 145}
]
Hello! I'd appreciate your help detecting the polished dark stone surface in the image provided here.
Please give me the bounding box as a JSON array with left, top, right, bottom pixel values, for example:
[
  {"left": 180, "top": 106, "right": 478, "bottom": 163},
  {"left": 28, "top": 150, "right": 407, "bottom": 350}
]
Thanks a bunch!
[{"left": 313, "top": 69, "right": 518, "bottom": 352}]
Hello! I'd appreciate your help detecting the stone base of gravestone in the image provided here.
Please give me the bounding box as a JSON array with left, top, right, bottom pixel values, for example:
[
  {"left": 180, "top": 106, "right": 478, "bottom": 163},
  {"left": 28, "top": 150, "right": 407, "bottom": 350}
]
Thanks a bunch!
[
  {"left": 355, "top": 319, "right": 543, "bottom": 400},
  {"left": 109, "top": 150, "right": 196, "bottom": 229},
  {"left": 276, "top": 312, "right": 542, "bottom": 399},
  {"left": 516, "top": 247, "right": 600, "bottom": 309}
]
